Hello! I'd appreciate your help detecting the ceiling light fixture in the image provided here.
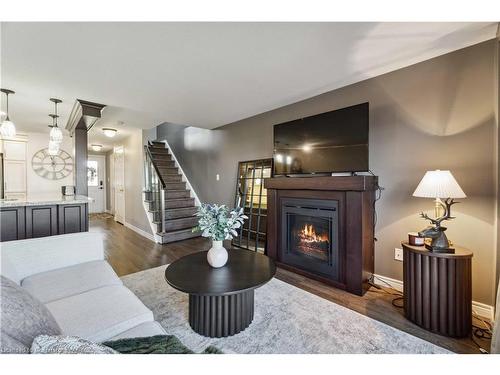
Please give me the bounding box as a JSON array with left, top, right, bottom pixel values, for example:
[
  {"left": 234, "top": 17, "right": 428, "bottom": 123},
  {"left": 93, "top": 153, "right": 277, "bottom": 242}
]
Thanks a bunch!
[
  {"left": 91, "top": 144, "right": 103, "bottom": 152},
  {"left": 102, "top": 128, "right": 117, "bottom": 138},
  {"left": 0, "top": 88, "right": 16, "bottom": 138},
  {"left": 48, "top": 98, "right": 63, "bottom": 143},
  {"left": 48, "top": 140, "right": 60, "bottom": 156}
]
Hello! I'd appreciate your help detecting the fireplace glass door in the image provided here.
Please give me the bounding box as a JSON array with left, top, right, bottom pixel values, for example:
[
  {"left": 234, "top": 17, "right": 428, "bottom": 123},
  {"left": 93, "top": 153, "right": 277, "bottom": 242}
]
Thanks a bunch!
[
  {"left": 281, "top": 198, "right": 339, "bottom": 281},
  {"left": 289, "top": 214, "right": 331, "bottom": 263}
]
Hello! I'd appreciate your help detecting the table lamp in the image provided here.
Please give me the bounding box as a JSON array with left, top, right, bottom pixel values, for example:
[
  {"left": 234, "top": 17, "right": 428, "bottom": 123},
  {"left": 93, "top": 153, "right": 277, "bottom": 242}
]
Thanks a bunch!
[{"left": 412, "top": 170, "right": 466, "bottom": 252}]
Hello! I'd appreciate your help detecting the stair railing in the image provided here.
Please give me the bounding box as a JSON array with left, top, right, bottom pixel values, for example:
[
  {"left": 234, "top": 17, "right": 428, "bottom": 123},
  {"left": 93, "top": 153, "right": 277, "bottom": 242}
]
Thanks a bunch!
[{"left": 144, "top": 145, "right": 166, "bottom": 233}]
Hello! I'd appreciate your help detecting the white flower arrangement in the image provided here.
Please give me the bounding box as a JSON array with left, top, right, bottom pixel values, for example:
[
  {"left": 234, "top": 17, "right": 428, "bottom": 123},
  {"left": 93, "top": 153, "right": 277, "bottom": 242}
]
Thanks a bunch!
[{"left": 194, "top": 203, "right": 248, "bottom": 241}]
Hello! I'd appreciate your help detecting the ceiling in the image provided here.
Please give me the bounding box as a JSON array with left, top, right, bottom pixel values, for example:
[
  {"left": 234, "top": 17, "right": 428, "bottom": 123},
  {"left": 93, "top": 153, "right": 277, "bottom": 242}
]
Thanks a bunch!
[
  {"left": 1, "top": 22, "right": 498, "bottom": 133},
  {"left": 87, "top": 121, "right": 137, "bottom": 153}
]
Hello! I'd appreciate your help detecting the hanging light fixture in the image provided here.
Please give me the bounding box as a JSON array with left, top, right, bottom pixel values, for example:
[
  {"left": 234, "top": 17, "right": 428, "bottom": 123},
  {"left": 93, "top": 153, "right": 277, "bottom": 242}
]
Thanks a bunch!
[
  {"left": 48, "top": 98, "right": 63, "bottom": 143},
  {"left": 91, "top": 144, "right": 103, "bottom": 152},
  {"left": 0, "top": 88, "right": 16, "bottom": 138},
  {"left": 48, "top": 140, "right": 60, "bottom": 156}
]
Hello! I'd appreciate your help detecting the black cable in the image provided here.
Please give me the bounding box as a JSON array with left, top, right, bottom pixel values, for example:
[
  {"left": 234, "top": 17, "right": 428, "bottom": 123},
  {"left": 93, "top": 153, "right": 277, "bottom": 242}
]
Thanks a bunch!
[
  {"left": 392, "top": 297, "right": 404, "bottom": 308},
  {"left": 368, "top": 169, "right": 384, "bottom": 240}
]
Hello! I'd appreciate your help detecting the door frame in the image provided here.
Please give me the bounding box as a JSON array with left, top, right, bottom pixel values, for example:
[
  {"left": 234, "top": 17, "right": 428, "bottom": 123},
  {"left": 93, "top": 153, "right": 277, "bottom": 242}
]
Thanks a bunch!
[
  {"left": 87, "top": 154, "right": 106, "bottom": 213},
  {"left": 113, "top": 145, "right": 125, "bottom": 224}
]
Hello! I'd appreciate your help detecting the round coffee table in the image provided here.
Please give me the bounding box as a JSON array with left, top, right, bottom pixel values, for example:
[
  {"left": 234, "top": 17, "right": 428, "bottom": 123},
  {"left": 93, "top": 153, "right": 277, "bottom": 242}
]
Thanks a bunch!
[{"left": 165, "top": 249, "right": 276, "bottom": 338}]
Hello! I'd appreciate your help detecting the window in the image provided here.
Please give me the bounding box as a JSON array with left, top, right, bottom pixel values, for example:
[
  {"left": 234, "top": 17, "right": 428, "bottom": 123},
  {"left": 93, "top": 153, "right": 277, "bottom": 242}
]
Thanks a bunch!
[
  {"left": 87, "top": 160, "right": 98, "bottom": 186},
  {"left": 232, "top": 158, "right": 273, "bottom": 253}
]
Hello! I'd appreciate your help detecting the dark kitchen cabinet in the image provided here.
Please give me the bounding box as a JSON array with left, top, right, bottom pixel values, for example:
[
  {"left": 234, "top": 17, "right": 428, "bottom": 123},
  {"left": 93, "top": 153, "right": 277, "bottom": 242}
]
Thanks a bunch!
[
  {"left": 0, "top": 203, "right": 88, "bottom": 242},
  {"left": 58, "top": 203, "right": 88, "bottom": 234},
  {"left": 25, "top": 205, "right": 58, "bottom": 238},
  {"left": 0, "top": 206, "right": 25, "bottom": 241}
]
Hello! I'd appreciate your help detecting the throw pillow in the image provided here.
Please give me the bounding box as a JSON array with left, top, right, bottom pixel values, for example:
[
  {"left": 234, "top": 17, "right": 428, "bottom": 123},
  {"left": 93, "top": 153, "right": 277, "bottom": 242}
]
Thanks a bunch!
[
  {"left": 31, "top": 335, "right": 118, "bottom": 354},
  {"left": 0, "top": 275, "right": 61, "bottom": 354}
]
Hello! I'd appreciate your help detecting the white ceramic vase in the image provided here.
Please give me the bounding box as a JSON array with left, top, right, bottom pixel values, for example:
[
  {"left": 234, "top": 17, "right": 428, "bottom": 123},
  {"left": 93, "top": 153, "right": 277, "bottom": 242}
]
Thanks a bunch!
[{"left": 207, "top": 240, "right": 228, "bottom": 268}]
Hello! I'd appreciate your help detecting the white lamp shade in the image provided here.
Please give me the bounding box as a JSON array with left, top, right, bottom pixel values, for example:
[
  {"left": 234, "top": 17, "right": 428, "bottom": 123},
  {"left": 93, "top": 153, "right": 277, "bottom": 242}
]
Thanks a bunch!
[
  {"left": 0, "top": 120, "right": 16, "bottom": 138},
  {"left": 49, "top": 126, "right": 63, "bottom": 143},
  {"left": 91, "top": 144, "right": 102, "bottom": 152},
  {"left": 48, "top": 141, "right": 60, "bottom": 156},
  {"left": 413, "top": 170, "right": 466, "bottom": 198}
]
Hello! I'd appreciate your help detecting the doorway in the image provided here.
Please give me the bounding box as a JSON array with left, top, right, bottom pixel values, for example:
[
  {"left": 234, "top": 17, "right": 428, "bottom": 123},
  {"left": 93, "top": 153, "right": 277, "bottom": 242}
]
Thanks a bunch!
[
  {"left": 113, "top": 145, "right": 125, "bottom": 224},
  {"left": 87, "top": 155, "right": 106, "bottom": 213}
]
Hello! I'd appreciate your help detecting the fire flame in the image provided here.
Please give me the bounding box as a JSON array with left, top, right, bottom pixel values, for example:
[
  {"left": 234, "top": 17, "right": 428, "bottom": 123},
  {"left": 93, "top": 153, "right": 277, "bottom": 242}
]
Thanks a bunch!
[{"left": 298, "top": 224, "right": 329, "bottom": 243}]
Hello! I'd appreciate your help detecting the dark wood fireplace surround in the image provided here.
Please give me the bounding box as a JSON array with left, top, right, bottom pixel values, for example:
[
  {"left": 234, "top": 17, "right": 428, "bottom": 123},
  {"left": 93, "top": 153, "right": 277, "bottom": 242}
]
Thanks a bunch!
[{"left": 264, "top": 176, "right": 377, "bottom": 296}]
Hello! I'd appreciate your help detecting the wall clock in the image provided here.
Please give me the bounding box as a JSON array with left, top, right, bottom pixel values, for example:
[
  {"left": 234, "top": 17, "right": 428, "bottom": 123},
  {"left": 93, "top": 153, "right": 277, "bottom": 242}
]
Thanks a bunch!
[{"left": 32, "top": 148, "right": 74, "bottom": 180}]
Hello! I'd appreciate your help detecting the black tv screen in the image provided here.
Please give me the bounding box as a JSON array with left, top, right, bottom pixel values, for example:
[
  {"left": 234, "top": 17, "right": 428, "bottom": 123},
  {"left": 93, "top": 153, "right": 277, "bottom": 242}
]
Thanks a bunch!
[{"left": 273, "top": 103, "right": 369, "bottom": 175}]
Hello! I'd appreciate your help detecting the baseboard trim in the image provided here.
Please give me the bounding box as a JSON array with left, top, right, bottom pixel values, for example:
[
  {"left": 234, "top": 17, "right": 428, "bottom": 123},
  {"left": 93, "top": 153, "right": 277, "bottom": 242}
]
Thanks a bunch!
[
  {"left": 124, "top": 222, "right": 155, "bottom": 242},
  {"left": 373, "top": 274, "right": 495, "bottom": 321},
  {"left": 472, "top": 301, "right": 495, "bottom": 322}
]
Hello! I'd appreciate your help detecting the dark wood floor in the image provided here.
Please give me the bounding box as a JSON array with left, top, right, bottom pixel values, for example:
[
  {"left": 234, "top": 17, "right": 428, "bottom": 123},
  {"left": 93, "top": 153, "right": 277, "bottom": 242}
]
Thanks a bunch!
[{"left": 90, "top": 215, "right": 491, "bottom": 354}]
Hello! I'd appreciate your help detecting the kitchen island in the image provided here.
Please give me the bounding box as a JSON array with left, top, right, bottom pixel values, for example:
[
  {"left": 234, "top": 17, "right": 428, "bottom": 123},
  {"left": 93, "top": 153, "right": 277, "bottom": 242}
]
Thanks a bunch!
[{"left": 0, "top": 194, "right": 92, "bottom": 242}]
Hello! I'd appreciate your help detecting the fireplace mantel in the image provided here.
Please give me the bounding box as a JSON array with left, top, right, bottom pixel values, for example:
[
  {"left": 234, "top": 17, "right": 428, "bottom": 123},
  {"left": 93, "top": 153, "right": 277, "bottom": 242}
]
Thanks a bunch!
[
  {"left": 264, "top": 175, "right": 377, "bottom": 191},
  {"left": 264, "top": 175, "right": 377, "bottom": 295}
]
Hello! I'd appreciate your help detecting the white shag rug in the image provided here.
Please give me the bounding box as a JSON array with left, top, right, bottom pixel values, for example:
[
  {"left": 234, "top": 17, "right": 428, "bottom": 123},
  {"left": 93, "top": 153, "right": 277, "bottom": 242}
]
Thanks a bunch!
[{"left": 122, "top": 265, "right": 449, "bottom": 354}]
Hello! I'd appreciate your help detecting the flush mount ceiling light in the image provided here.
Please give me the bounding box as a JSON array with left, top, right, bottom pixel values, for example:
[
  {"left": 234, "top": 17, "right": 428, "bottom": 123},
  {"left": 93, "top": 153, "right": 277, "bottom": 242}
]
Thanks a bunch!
[
  {"left": 48, "top": 98, "right": 63, "bottom": 143},
  {"left": 0, "top": 88, "right": 16, "bottom": 138},
  {"left": 91, "top": 144, "right": 103, "bottom": 152},
  {"left": 102, "top": 128, "right": 117, "bottom": 138}
]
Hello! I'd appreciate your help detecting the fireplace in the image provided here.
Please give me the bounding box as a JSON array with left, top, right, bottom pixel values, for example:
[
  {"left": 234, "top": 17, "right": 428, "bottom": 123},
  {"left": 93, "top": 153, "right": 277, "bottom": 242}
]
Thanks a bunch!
[
  {"left": 281, "top": 198, "right": 339, "bottom": 281},
  {"left": 265, "top": 175, "right": 377, "bottom": 296}
]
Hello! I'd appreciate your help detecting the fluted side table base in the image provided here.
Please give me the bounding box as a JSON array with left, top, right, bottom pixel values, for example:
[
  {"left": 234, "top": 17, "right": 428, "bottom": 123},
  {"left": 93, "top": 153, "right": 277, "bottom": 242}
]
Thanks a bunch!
[{"left": 189, "top": 290, "right": 254, "bottom": 337}]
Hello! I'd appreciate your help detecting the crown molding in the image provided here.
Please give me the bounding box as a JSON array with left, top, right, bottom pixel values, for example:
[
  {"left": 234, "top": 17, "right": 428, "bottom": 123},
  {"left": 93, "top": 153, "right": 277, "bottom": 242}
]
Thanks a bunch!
[{"left": 65, "top": 99, "right": 106, "bottom": 135}]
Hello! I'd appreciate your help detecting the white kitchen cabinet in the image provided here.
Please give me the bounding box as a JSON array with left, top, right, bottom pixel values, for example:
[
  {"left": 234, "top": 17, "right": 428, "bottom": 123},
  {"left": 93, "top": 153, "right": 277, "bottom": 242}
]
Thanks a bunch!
[
  {"left": 3, "top": 140, "right": 27, "bottom": 160},
  {"left": 4, "top": 160, "right": 27, "bottom": 193},
  {"left": 2, "top": 137, "right": 28, "bottom": 198}
]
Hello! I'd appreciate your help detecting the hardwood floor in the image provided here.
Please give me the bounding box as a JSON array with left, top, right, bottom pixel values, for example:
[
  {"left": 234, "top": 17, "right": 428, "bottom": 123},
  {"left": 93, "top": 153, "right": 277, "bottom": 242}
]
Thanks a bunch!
[{"left": 90, "top": 215, "right": 491, "bottom": 354}]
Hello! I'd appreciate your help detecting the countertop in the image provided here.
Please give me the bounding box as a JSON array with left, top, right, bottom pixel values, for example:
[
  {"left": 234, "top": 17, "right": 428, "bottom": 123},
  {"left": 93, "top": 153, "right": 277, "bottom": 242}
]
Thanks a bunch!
[{"left": 0, "top": 194, "right": 93, "bottom": 208}]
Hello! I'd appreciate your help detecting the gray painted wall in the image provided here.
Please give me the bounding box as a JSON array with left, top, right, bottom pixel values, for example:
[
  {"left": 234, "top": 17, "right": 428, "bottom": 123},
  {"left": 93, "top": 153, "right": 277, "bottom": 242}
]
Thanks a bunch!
[{"left": 157, "top": 40, "right": 498, "bottom": 305}]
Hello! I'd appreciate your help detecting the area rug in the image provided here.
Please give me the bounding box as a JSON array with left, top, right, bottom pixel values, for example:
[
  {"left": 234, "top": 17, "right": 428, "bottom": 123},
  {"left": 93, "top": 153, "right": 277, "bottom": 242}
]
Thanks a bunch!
[{"left": 122, "top": 266, "right": 450, "bottom": 354}]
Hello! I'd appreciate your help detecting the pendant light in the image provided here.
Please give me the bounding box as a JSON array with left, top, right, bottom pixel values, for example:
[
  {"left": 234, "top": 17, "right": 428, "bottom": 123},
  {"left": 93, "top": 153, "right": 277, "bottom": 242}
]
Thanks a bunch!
[
  {"left": 48, "top": 140, "right": 60, "bottom": 156},
  {"left": 48, "top": 98, "right": 63, "bottom": 143},
  {"left": 0, "top": 88, "right": 16, "bottom": 138}
]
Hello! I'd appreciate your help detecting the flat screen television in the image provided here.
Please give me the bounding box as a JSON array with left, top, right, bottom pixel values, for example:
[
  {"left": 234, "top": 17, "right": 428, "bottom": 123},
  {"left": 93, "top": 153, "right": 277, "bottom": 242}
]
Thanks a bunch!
[{"left": 273, "top": 102, "right": 369, "bottom": 176}]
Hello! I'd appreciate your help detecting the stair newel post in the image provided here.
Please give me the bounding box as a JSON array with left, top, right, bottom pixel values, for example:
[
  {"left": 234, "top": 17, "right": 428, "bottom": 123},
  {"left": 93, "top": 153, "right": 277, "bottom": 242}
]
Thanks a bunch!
[{"left": 160, "top": 188, "right": 166, "bottom": 233}]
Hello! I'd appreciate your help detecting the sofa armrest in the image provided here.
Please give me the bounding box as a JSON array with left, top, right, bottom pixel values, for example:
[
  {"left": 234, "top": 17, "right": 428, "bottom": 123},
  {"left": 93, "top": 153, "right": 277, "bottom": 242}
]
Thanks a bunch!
[{"left": 0, "top": 232, "right": 105, "bottom": 284}]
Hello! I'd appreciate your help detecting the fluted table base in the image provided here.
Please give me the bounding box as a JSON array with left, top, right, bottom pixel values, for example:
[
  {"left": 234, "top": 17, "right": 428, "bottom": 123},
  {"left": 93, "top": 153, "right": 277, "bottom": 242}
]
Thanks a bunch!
[{"left": 188, "top": 290, "right": 255, "bottom": 337}]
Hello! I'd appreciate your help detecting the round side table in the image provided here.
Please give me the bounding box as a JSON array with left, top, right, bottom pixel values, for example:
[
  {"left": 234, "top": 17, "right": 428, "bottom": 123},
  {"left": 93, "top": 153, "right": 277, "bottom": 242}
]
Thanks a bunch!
[
  {"left": 165, "top": 249, "right": 276, "bottom": 338},
  {"left": 402, "top": 242, "right": 473, "bottom": 338}
]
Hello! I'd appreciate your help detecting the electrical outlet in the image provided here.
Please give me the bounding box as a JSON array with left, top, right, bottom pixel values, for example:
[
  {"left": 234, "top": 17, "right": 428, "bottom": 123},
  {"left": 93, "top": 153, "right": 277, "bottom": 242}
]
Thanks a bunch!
[{"left": 394, "top": 248, "right": 403, "bottom": 262}]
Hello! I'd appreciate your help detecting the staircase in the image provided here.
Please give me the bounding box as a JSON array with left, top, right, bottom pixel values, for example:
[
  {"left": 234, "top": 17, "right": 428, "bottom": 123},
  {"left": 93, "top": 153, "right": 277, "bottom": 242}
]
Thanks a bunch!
[{"left": 143, "top": 141, "right": 201, "bottom": 243}]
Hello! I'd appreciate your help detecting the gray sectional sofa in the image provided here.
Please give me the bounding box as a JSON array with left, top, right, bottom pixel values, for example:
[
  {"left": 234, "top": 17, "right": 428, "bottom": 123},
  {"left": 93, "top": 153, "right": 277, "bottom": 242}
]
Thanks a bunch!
[{"left": 1, "top": 232, "right": 166, "bottom": 353}]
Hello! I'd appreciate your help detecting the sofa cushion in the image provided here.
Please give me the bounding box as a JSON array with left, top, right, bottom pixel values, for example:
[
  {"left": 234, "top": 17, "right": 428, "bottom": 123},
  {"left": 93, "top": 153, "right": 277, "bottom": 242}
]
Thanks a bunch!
[
  {"left": 0, "top": 276, "right": 61, "bottom": 354},
  {"left": 108, "top": 321, "right": 167, "bottom": 341},
  {"left": 31, "top": 335, "right": 118, "bottom": 354},
  {"left": 21, "top": 260, "right": 122, "bottom": 304},
  {"left": 45, "top": 285, "right": 154, "bottom": 343}
]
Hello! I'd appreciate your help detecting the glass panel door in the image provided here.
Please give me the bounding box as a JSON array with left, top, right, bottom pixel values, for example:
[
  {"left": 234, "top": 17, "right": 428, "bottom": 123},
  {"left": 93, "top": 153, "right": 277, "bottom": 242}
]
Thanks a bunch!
[{"left": 232, "top": 158, "right": 273, "bottom": 253}]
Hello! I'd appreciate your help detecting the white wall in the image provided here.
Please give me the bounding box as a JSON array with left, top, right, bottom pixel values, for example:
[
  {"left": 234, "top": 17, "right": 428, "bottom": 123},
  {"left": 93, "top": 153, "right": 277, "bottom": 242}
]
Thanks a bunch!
[{"left": 25, "top": 132, "right": 74, "bottom": 195}]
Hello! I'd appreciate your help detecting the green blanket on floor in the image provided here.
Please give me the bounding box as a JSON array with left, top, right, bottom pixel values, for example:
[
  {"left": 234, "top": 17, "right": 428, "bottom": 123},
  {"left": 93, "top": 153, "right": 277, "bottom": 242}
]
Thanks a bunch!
[{"left": 103, "top": 335, "right": 223, "bottom": 354}]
